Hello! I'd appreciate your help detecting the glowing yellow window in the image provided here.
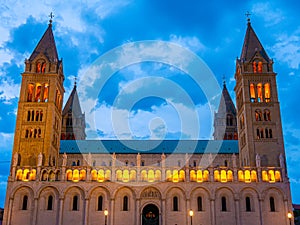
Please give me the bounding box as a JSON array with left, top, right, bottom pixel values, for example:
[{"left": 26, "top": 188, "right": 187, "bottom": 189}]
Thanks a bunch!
[
  {"left": 214, "top": 170, "right": 220, "bottom": 182},
  {"left": 179, "top": 170, "right": 185, "bottom": 182},
  {"left": 196, "top": 170, "right": 203, "bottom": 183},
  {"left": 275, "top": 171, "right": 281, "bottom": 182},
  {"left": 148, "top": 170, "right": 155, "bottom": 182},
  {"left": 264, "top": 83, "right": 271, "bottom": 102},
  {"left": 238, "top": 170, "right": 244, "bottom": 182},
  {"left": 16, "top": 169, "right": 23, "bottom": 181},
  {"left": 22, "top": 169, "right": 30, "bottom": 181},
  {"left": 203, "top": 170, "right": 209, "bottom": 182},
  {"left": 35, "top": 83, "right": 42, "bottom": 102},
  {"left": 245, "top": 170, "right": 251, "bottom": 183},
  {"left": 80, "top": 170, "right": 86, "bottom": 181},
  {"left": 141, "top": 170, "right": 148, "bottom": 182},
  {"left": 220, "top": 170, "right": 227, "bottom": 183},
  {"left": 257, "top": 83, "right": 263, "bottom": 102},
  {"left": 190, "top": 170, "right": 196, "bottom": 182},
  {"left": 66, "top": 169, "right": 73, "bottom": 181},
  {"left": 43, "top": 83, "right": 49, "bottom": 102},
  {"left": 262, "top": 170, "right": 269, "bottom": 182},
  {"left": 123, "top": 170, "right": 129, "bottom": 182},
  {"left": 172, "top": 170, "right": 179, "bottom": 183},
  {"left": 72, "top": 170, "right": 79, "bottom": 182},
  {"left": 27, "top": 83, "right": 34, "bottom": 102},
  {"left": 250, "top": 83, "right": 256, "bottom": 102},
  {"left": 105, "top": 170, "right": 111, "bottom": 181},
  {"left": 251, "top": 170, "right": 257, "bottom": 182},
  {"left": 155, "top": 170, "right": 161, "bottom": 181},
  {"left": 166, "top": 170, "right": 172, "bottom": 182},
  {"left": 116, "top": 170, "right": 122, "bottom": 182},
  {"left": 227, "top": 170, "right": 233, "bottom": 182},
  {"left": 29, "top": 169, "right": 36, "bottom": 181},
  {"left": 91, "top": 169, "right": 97, "bottom": 181},
  {"left": 129, "top": 170, "right": 136, "bottom": 182},
  {"left": 268, "top": 170, "right": 275, "bottom": 183}
]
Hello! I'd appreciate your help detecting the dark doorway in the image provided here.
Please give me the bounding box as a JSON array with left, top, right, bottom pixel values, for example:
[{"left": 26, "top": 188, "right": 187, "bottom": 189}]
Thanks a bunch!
[{"left": 142, "top": 204, "right": 159, "bottom": 225}]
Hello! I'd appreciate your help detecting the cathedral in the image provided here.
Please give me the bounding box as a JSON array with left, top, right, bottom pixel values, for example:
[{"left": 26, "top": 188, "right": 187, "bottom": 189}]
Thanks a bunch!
[{"left": 2, "top": 16, "right": 294, "bottom": 225}]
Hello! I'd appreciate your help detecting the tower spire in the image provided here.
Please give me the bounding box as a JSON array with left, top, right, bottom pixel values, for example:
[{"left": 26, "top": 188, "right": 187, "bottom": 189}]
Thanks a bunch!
[{"left": 49, "top": 12, "right": 54, "bottom": 25}]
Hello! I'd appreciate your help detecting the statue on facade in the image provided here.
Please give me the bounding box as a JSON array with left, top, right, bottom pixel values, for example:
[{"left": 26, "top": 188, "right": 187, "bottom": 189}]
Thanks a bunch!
[
  {"left": 37, "top": 152, "right": 43, "bottom": 166},
  {"left": 255, "top": 153, "right": 261, "bottom": 168},
  {"left": 62, "top": 152, "right": 67, "bottom": 166},
  {"left": 12, "top": 152, "right": 18, "bottom": 167}
]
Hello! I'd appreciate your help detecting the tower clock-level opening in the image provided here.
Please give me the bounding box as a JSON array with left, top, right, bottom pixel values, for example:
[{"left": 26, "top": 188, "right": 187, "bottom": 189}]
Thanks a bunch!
[{"left": 142, "top": 204, "right": 159, "bottom": 225}]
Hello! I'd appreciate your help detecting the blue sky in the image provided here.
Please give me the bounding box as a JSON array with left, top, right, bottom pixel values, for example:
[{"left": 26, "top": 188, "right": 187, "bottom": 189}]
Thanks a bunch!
[{"left": 0, "top": 0, "right": 300, "bottom": 206}]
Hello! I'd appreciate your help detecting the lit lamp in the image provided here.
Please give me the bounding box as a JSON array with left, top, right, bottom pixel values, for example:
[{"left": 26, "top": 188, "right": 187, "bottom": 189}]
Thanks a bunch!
[
  {"left": 189, "top": 209, "right": 194, "bottom": 225},
  {"left": 104, "top": 209, "right": 108, "bottom": 225},
  {"left": 287, "top": 212, "right": 292, "bottom": 225}
]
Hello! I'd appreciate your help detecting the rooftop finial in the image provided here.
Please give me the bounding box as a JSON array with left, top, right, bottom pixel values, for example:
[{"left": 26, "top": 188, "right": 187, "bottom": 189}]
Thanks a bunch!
[
  {"left": 74, "top": 77, "right": 77, "bottom": 87},
  {"left": 49, "top": 12, "right": 54, "bottom": 25},
  {"left": 222, "top": 74, "right": 226, "bottom": 87},
  {"left": 245, "top": 11, "right": 251, "bottom": 24}
]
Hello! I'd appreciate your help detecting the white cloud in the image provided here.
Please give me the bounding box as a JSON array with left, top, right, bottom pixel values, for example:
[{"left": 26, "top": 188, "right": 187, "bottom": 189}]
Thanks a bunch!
[
  {"left": 0, "top": 132, "right": 13, "bottom": 149},
  {"left": 270, "top": 30, "right": 300, "bottom": 69},
  {"left": 251, "top": 2, "right": 284, "bottom": 27},
  {"left": 0, "top": 49, "right": 13, "bottom": 65},
  {"left": 169, "top": 34, "right": 206, "bottom": 53},
  {"left": 0, "top": 77, "right": 20, "bottom": 103}
]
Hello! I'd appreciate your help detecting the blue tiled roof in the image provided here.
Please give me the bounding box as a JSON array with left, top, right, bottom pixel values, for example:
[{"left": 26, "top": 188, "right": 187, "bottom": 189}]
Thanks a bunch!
[{"left": 60, "top": 140, "right": 239, "bottom": 154}]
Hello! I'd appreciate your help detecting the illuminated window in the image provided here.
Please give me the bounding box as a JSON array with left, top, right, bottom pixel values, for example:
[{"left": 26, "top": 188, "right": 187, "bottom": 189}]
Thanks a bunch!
[
  {"left": 155, "top": 170, "right": 161, "bottom": 181},
  {"left": 190, "top": 170, "right": 196, "bottom": 182},
  {"left": 173, "top": 196, "right": 179, "bottom": 211},
  {"left": 262, "top": 170, "right": 269, "bottom": 182},
  {"left": 141, "top": 170, "right": 147, "bottom": 182},
  {"left": 22, "top": 169, "right": 30, "bottom": 181},
  {"left": 270, "top": 197, "right": 275, "bottom": 212},
  {"left": 123, "top": 196, "right": 128, "bottom": 211},
  {"left": 221, "top": 170, "right": 227, "bottom": 183},
  {"left": 197, "top": 197, "right": 203, "bottom": 211},
  {"left": 29, "top": 170, "right": 36, "bottom": 181},
  {"left": 238, "top": 170, "right": 244, "bottom": 182},
  {"left": 172, "top": 170, "right": 179, "bottom": 183},
  {"left": 214, "top": 170, "right": 220, "bottom": 182},
  {"left": 66, "top": 170, "right": 73, "bottom": 181},
  {"left": 130, "top": 170, "right": 136, "bottom": 182},
  {"left": 72, "top": 170, "right": 79, "bottom": 182},
  {"left": 27, "top": 83, "right": 34, "bottom": 102},
  {"left": 35, "top": 84, "right": 42, "bottom": 102},
  {"left": 72, "top": 196, "right": 79, "bottom": 211},
  {"left": 91, "top": 170, "right": 97, "bottom": 181},
  {"left": 47, "top": 195, "right": 53, "bottom": 210},
  {"left": 148, "top": 170, "right": 154, "bottom": 182},
  {"left": 257, "top": 83, "right": 263, "bottom": 102},
  {"left": 16, "top": 169, "right": 23, "bottom": 181},
  {"left": 250, "top": 83, "right": 256, "bottom": 102},
  {"left": 275, "top": 171, "right": 281, "bottom": 182},
  {"left": 221, "top": 197, "right": 227, "bottom": 212},
  {"left": 98, "top": 169, "right": 105, "bottom": 182},
  {"left": 116, "top": 170, "right": 122, "bottom": 182},
  {"left": 36, "top": 62, "right": 41, "bottom": 73},
  {"left": 245, "top": 170, "right": 251, "bottom": 183},
  {"left": 97, "top": 196, "right": 103, "bottom": 211},
  {"left": 196, "top": 170, "right": 203, "bottom": 183},
  {"left": 246, "top": 197, "right": 251, "bottom": 212},
  {"left": 252, "top": 61, "right": 257, "bottom": 73},
  {"left": 264, "top": 83, "right": 271, "bottom": 102},
  {"left": 105, "top": 170, "right": 111, "bottom": 181},
  {"left": 264, "top": 109, "right": 271, "bottom": 121},
  {"left": 179, "top": 170, "right": 185, "bottom": 182},
  {"left": 22, "top": 195, "right": 28, "bottom": 210},
  {"left": 43, "top": 84, "right": 49, "bottom": 102},
  {"left": 41, "top": 63, "right": 46, "bottom": 73},
  {"left": 80, "top": 170, "right": 86, "bottom": 181},
  {"left": 166, "top": 170, "right": 172, "bottom": 182},
  {"left": 123, "top": 170, "right": 129, "bottom": 182},
  {"left": 203, "top": 170, "right": 209, "bottom": 182},
  {"left": 268, "top": 170, "right": 275, "bottom": 183},
  {"left": 251, "top": 170, "right": 257, "bottom": 182},
  {"left": 258, "top": 61, "right": 263, "bottom": 73},
  {"left": 227, "top": 170, "right": 233, "bottom": 182}
]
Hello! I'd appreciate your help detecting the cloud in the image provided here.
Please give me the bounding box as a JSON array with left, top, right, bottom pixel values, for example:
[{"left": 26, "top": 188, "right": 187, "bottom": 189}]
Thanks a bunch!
[
  {"left": 270, "top": 30, "right": 300, "bottom": 69},
  {"left": 169, "top": 34, "right": 206, "bottom": 53},
  {"left": 0, "top": 77, "right": 20, "bottom": 103},
  {"left": 251, "top": 2, "right": 284, "bottom": 27}
]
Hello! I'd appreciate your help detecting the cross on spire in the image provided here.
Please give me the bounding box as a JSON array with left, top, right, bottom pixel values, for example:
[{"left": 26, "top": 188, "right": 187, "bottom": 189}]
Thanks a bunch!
[
  {"left": 49, "top": 12, "right": 54, "bottom": 24},
  {"left": 245, "top": 11, "right": 251, "bottom": 23}
]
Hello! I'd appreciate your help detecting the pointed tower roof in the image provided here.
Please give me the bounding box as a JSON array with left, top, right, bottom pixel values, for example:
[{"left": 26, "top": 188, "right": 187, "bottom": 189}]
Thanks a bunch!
[
  {"left": 217, "top": 82, "right": 236, "bottom": 116},
  {"left": 62, "top": 83, "right": 83, "bottom": 116},
  {"left": 29, "top": 22, "right": 59, "bottom": 62},
  {"left": 240, "top": 20, "right": 270, "bottom": 62}
]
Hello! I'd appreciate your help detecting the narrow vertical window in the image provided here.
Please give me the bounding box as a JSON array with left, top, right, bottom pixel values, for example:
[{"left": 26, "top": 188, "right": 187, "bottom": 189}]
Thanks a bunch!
[
  {"left": 246, "top": 197, "right": 251, "bottom": 212},
  {"left": 270, "top": 197, "right": 275, "bottom": 212},
  {"left": 72, "top": 196, "right": 78, "bottom": 211},
  {"left": 221, "top": 196, "right": 227, "bottom": 212},
  {"left": 224, "top": 160, "right": 228, "bottom": 167},
  {"left": 22, "top": 195, "right": 28, "bottom": 210},
  {"left": 197, "top": 196, "right": 203, "bottom": 211},
  {"left": 173, "top": 196, "right": 178, "bottom": 211},
  {"left": 47, "top": 195, "right": 53, "bottom": 210},
  {"left": 27, "top": 111, "right": 31, "bottom": 121},
  {"left": 43, "top": 84, "right": 49, "bottom": 102},
  {"left": 97, "top": 196, "right": 103, "bottom": 211},
  {"left": 257, "top": 83, "right": 263, "bottom": 102},
  {"left": 123, "top": 196, "right": 128, "bottom": 211},
  {"left": 250, "top": 83, "right": 256, "bottom": 102},
  {"left": 35, "top": 84, "right": 42, "bottom": 102},
  {"left": 269, "top": 129, "right": 272, "bottom": 138},
  {"left": 264, "top": 83, "right": 271, "bottom": 102},
  {"left": 27, "top": 83, "right": 34, "bottom": 102},
  {"left": 265, "top": 128, "right": 269, "bottom": 138}
]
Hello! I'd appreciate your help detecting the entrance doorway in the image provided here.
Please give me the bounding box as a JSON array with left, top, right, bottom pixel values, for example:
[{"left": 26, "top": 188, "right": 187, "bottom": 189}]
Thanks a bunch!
[{"left": 142, "top": 204, "right": 159, "bottom": 225}]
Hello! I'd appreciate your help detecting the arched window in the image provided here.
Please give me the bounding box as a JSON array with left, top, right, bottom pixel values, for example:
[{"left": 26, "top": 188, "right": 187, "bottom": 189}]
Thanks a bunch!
[
  {"left": 123, "top": 196, "right": 128, "bottom": 211},
  {"left": 269, "top": 129, "right": 272, "bottom": 138},
  {"left": 35, "top": 84, "right": 42, "bottom": 102},
  {"left": 97, "top": 196, "right": 103, "bottom": 211},
  {"left": 43, "top": 84, "right": 49, "bottom": 102},
  {"left": 27, "top": 111, "right": 31, "bottom": 121},
  {"left": 252, "top": 61, "right": 257, "bottom": 73},
  {"left": 221, "top": 196, "right": 227, "bottom": 212},
  {"left": 264, "top": 83, "right": 271, "bottom": 102},
  {"left": 22, "top": 195, "right": 28, "bottom": 210},
  {"left": 265, "top": 128, "right": 269, "bottom": 138},
  {"left": 264, "top": 109, "right": 271, "bottom": 121},
  {"left": 47, "top": 195, "right": 53, "bottom": 210},
  {"left": 250, "top": 83, "right": 256, "bottom": 102},
  {"left": 258, "top": 61, "right": 263, "bottom": 73},
  {"left": 36, "top": 62, "right": 41, "bottom": 73},
  {"left": 27, "top": 83, "right": 34, "bottom": 102},
  {"left": 224, "top": 160, "right": 228, "bottom": 167},
  {"left": 270, "top": 197, "right": 275, "bottom": 212},
  {"left": 255, "top": 110, "right": 262, "bottom": 121},
  {"left": 173, "top": 196, "right": 179, "bottom": 211},
  {"left": 257, "top": 83, "right": 263, "bottom": 102},
  {"left": 72, "top": 196, "right": 79, "bottom": 211},
  {"left": 197, "top": 196, "right": 203, "bottom": 211},
  {"left": 246, "top": 197, "right": 251, "bottom": 212},
  {"left": 41, "top": 63, "right": 46, "bottom": 73}
]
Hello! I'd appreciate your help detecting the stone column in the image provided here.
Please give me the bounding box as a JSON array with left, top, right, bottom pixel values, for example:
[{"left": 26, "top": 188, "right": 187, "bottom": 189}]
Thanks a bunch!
[
  {"left": 6, "top": 197, "right": 13, "bottom": 225},
  {"left": 84, "top": 198, "right": 89, "bottom": 225},
  {"left": 136, "top": 198, "right": 140, "bottom": 225},
  {"left": 257, "top": 168, "right": 262, "bottom": 182},
  {"left": 58, "top": 197, "right": 64, "bottom": 225},
  {"left": 186, "top": 199, "right": 191, "bottom": 225},
  {"left": 234, "top": 196, "right": 240, "bottom": 225},
  {"left": 258, "top": 198, "right": 263, "bottom": 225},
  {"left": 210, "top": 198, "right": 216, "bottom": 225},
  {"left": 110, "top": 199, "right": 115, "bottom": 225},
  {"left": 161, "top": 199, "right": 166, "bottom": 225},
  {"left": 32, "top": 198, "right": 38, "bottom": 225},
  {"left": 209, "top": 167, "right": 214, "bottom": 182}
]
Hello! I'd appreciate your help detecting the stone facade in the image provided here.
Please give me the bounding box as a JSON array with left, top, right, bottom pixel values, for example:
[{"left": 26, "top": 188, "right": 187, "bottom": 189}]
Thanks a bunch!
[{"left": 2, "top": 18, "right": 294, "bottom": 225}]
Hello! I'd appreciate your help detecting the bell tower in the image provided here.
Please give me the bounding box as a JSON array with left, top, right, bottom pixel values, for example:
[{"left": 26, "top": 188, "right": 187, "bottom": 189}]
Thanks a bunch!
[
  {"left": 11, "top": 18, "right": 64, "bottom": 167},
  {"left": 234, "top": 19, "right": 285, "bottom": 167}
]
